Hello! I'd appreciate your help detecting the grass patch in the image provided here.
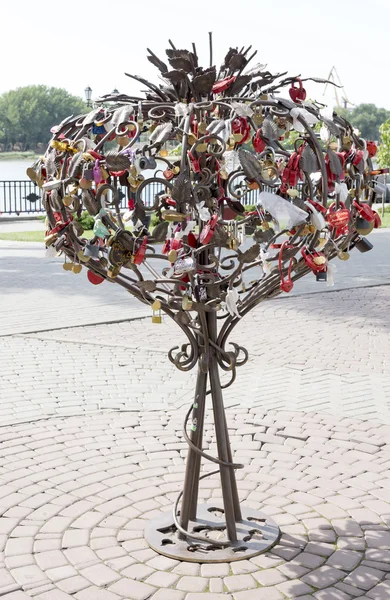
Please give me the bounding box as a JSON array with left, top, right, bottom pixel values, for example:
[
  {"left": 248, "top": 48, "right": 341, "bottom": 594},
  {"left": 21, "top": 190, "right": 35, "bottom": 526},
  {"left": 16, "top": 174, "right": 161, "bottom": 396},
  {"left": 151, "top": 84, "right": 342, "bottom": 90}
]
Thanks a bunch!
[
  {"left": 0, "top": 151, "right": 40, "bottom": 160},
  {"left": 0, "top": 230, "right": 95, "bottom": 243}
]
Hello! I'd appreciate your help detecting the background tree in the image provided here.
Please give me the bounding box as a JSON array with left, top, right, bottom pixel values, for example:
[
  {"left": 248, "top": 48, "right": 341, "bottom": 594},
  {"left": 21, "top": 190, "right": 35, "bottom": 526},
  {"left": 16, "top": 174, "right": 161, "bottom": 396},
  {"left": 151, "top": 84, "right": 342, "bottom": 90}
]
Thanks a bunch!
[
  {"left": 0, "top": 85, "right": 86, "bottom": 150},
  {"left": 335, "top": 103, "right": 390, "bottom": 141},
  {"left": 377, "top": 120, "right": 390, "bottom": 168}
]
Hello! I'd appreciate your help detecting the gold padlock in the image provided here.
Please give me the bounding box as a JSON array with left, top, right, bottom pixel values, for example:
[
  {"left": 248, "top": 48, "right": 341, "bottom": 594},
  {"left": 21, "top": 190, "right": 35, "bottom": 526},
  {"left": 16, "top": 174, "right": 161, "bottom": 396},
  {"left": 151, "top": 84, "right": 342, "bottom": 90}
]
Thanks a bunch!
[
  {"left": 117, "top": 136, "right": 129, "bottom": 147},
  {"left": 100, "top": 166, "right": 109, "bottom": 179},
  {"left": 167, "top": 249, "right": 178, "bottom": 263},
  {"left": 107, "top": 265, "right": 121, "bottom": 278},
  {"left": 72, "top": 264, "right": 82, "bottom": 274},
  {"left": 198, "top": 122, "right": 207, "bottom": 134},
  {"left": 196, "top": 142, "right": 207, "bottom": 153}
]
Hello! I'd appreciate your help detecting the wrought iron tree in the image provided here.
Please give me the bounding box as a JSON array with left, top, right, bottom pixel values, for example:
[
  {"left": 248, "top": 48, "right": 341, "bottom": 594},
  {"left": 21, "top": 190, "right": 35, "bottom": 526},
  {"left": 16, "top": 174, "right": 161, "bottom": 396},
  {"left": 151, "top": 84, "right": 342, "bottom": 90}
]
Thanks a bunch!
[{"left": 29, "top": 35, "right": 382, "bottom": 562}]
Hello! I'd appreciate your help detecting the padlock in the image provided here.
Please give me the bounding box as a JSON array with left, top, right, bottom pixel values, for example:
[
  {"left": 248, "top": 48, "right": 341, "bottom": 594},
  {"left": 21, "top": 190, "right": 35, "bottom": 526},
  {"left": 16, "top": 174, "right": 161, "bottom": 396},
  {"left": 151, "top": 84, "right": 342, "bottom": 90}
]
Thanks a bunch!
[
  {"left": 289, "top": 78, "right": 307, "bottom": 102},
  {"left": 84, "top": 243, "right": 100, "bottom": 259},
  {"left": 72, "top": 264, "right": 82, "bottom": 274},
  {"left": 107, "top": 264, "right": 121, "bottom": 278},
  {"left": 93, "top": 160, "right": 103, "bottom": 184},
  {"left": 117, "top": 135, "right": 130, "bottom": 146},
  {"left": 87, "top": 270, "right": 105, "bottom": 285},
  {"left": 163, "top": 168, "right": 175, "bottom": 181},
  {"left": 151, "top": 299, "right": 162, "bottom": 323},
  {"left": 316, "top": 271, "right": 327, "bottom": 282},
  {"left": 63, "top": 260, "right": 73, "bottom": 271},
  {"left": 182, "top": 294, "right": 193, "bottom": 311},
  {"left": 354, "top": 236, "right": 373, "bottom": 253}
]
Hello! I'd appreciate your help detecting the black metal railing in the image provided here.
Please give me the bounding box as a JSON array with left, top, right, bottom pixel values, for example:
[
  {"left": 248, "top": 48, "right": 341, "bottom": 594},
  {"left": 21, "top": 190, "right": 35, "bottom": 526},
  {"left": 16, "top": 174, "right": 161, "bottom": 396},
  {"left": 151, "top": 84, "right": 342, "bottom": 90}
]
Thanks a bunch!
[{"left": 0, "top": 180, "right": 266, "bottom": 216}]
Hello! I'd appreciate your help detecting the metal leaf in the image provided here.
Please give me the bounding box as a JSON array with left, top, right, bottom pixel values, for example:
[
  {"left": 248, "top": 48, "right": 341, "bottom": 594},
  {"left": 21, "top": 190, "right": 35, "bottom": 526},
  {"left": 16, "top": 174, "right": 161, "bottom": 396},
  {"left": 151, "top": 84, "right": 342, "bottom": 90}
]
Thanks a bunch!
[
  {"left": 229, "top": 75, "right": 251, "bottom": 95},
  {"left": 45, "top": 151, "right": 56, "bottom": 177},
  {"left": 262, "top": 116, "right": 279, "bottom": 140},
  {"left": 171, "top": 172, "right": 193, "bottom": 210},
  {"left": 163, "top": 70, "right": 187, "bottom": 84},
  {"left": 327, "top": 149, "right": 343, "bottom": 176},
  {"left": 299, "top": 145, "right": 319, "bottom": 174},
  {"left": 82, "top": 189, "right": 99, "bottom": 216},
  {"left": 152, "top": 221, "right": 169, "bottom": 242},
  {"left": 223, "top": 48, "right": 238, "bottom": 69},
  {"left": 147, "top": 49, "right": 168, "bottom": 74},
  {"left": 149, "top": 122, "right": 173, "bottom": 145},
  {"left": 105, "top": 151, "right": 130, "bottom": 171},
  {"left": 68, "top": 152, "right": 83, "bottom": 178},
  {"left": 238, "top": 149, "right": 261, "bottom": 181},
  {"left": 254, "top": 228, "right": 275, "bottom": 243},
  {"left": 111, "top": 105, "right": 134, "bottom": 128},
  {"left": 192, "top": 68, "right": 217, "bottom": 94},
  {"left": 244, "top": 62, "right": 267, "bottom": 77},
  {"left": 229, "top": 53, "right": 247, "bottom": 71},
  {"left": 238, "top": 243, "right": 260, "bottom": 264},
  {"left": 166, "top": 49, "right": 195, "bottom": 74},
  {"left": 82, "top": 108, "right": 102, "bottom": 127},
  {"left": 323, "top": 117, "right": 341, "bottom": 137}
]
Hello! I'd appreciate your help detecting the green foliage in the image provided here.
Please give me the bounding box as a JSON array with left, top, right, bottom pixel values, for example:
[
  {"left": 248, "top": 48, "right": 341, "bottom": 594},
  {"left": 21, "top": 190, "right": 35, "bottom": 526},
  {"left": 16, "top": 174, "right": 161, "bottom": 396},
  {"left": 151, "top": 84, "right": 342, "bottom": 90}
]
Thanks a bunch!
[
  {"left": 0, "top": 85, "right": 87, "bottom": 150},
  {"left": 335, "top": 104, "right": 390, "bottom": 141},
  {"left": 74, "top": 211, "right": 95, "bottom": 231},
  {"left": 377, "top": 120, "right": 390, "bottom": 169}
]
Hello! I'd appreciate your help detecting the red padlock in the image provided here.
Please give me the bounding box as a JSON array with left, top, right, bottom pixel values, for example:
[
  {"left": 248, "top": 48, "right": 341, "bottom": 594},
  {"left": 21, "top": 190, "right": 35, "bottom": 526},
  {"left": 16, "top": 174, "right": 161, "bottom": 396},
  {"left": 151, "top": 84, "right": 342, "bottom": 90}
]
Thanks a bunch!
[
  {"left": 327, "top": 202, "right": 351, "bottom": 229},
  {"left": 306, "top": 198, "right": 327, "bottom": 214},
  {"left": 366, "top": 141, "right": 377, "bottom": 158},
  {"left": 162, "top": 239, "right": 171, "bottom": 254},
  {"left": 278, "top": 241, "right": 294, "bottom": 293},
  {"left": 187, "top": 232, "right": 198, "bottom": 248},
  {"left": 200, "top": 214, "right": 218, "bottom": 244},
  {"left": 188, "top": 151, "right": 201, "bottom": 173},
  {"left": 132, "top": 236, "right": 147, "bottom": 265},
  {"left": 301, "top": 247, "right": 327, "bottom": 273},
  {"left": 87, "top": 270, "right": 105, "bottom": 285},
  {"left": 353, "top": 201, "right": 375, "bottom": 222},
  {"left": 252, "top": 129, "right": 266, "bottom": 153},
  {"left": 231, "top": 117, "right": 251, "bottom": 145},
  {"left": 212, "top": 76, "right": 236, "bottom": 94},
  {"left": 289, "top": 78, "right": 307, "bottom": 103}
]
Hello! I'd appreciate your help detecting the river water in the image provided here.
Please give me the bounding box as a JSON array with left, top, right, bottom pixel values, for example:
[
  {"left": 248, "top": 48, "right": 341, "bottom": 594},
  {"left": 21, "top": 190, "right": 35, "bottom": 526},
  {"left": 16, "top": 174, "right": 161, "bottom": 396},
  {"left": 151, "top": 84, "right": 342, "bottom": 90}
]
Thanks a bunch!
[{"left": 0, "top": 159, "right": 167, "bottom": 215}]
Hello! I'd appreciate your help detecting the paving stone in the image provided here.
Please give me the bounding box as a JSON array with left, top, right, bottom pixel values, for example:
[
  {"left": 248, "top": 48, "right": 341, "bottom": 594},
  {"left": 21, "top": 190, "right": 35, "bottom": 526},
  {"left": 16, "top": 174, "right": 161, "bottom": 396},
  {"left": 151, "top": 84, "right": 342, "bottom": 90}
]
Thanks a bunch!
[
  {"left": 327, "top": 549, "right": 363, "bottom": 570},
  {"left": 365, "top": 531, "right": 390, "bottom": 549},
  {"left": 186, "top": 596, "right": 232, "bottom": 600},
  {"left": 200, "top": 563, "right": 230, "bottom": 577},
  {"left": 108, "top": 578, "right": 156, "bottom": 599},
  {"left": 176, "top": 576, "right": 209, "bottom": 592},
  {"left": 144, "top": 571, "right": 179, "bottom": 588},
  {"left": 150, "top": 590, "right": 185, "bottom": 600},
  {"left": 232, "top": 590, "right": 284, "bottom": 600},
  {"left": 253, "top": 568, "right": 288, "bottom": 586},
  {"left": 224, "top": 574, "right": 257, "bottom": 592},
  {"left": 276, "top": 578, "right": 314, "bottom": 597},
  {"left": 344, "top": 566, "right": 385, "bottom": 590},
  {"left": 75, "top": 587, "right": 122, "bottom": 600},
  {"left": 366, "top": 580, "right": 390, "bottom": 598},
  {"left": 79, "top": 564, "right": 121, "bottom": 586},
  {"left": 302, "top": 566, "right": 345, "bottom": 589},
  {"left": 314, "top": 588, "right": 351, "bottom": 599}
]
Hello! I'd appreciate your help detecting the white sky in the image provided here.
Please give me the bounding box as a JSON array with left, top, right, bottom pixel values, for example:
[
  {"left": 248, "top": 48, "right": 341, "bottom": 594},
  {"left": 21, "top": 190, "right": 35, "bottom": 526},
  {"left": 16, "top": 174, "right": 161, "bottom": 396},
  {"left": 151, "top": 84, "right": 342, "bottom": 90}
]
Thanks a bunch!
[{"left": 2, "top": 0, "right": 389, "bottom": 110}]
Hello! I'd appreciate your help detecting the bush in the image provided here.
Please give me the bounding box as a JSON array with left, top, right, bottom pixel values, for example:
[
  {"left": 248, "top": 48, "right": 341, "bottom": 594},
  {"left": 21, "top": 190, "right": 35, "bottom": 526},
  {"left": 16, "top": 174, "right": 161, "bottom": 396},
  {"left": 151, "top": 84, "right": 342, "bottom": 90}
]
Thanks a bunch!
[{"left": 75, "top": 211, "right": 95, "bottom": 231}]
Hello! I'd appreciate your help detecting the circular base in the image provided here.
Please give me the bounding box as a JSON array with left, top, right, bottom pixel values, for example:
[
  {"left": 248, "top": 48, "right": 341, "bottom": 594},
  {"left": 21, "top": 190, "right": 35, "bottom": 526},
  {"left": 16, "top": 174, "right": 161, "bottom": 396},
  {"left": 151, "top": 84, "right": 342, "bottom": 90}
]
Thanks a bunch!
[{"left": 144, "top": 503, "right": 280, "bottom": 563}]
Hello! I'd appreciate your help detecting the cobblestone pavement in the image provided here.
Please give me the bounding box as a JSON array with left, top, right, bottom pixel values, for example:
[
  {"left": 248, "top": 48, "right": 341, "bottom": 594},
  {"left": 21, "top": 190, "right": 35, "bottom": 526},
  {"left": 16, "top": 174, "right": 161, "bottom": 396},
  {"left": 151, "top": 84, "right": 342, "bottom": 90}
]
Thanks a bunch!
[
  {"left": 1, "top": 235, "right": 390, "bottom": 598},
  {"left": 0, "top": 409, "right": 389, "bottom": 599},
  {"left": 1, "top": 230, "right": 389, "bottom": 335},
  {"left": 1, "top": 285, "right": 389, "bottom": 425}
]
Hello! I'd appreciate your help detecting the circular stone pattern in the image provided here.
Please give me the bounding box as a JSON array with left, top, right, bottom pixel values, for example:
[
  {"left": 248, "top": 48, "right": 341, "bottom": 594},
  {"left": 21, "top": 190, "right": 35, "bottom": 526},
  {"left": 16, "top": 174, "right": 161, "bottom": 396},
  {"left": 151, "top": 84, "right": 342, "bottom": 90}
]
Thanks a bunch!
[{"left": 0, "top": 408, "right": 389, "bottom": 599}]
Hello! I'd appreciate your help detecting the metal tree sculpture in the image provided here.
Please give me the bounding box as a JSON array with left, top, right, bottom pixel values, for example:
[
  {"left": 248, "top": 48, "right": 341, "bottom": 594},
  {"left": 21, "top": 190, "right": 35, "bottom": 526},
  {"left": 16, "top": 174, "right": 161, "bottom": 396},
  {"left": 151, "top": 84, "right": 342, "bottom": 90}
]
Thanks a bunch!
[{"left": 29, "top": 35, "right": 382, "bottom": 562}]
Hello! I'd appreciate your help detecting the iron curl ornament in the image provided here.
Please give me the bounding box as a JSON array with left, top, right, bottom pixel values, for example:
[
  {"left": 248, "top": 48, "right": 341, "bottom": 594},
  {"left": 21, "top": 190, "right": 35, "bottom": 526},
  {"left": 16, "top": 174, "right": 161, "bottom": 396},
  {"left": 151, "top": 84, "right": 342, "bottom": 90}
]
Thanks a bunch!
[{"left": 29, "top": 34, "right": 384, "bottom": 562}]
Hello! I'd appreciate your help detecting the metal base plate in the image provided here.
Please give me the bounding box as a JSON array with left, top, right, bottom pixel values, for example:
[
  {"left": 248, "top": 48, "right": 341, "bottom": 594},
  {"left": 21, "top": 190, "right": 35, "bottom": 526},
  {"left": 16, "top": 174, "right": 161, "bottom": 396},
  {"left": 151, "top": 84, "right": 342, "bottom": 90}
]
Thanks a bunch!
[{"left": 144, "top": 503, "right": 280, "bottom": 563}]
